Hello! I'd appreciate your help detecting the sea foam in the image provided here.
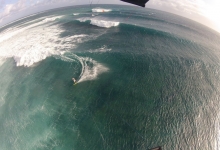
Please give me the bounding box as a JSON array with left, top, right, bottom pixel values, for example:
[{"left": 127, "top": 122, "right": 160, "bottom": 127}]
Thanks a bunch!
[
  {"left": 0, "top": 16, "right": 63, "bottom": 43},
  {"left": 41, "top": 16, "right": 62, "bottom": 22},
  {"left": 0, "top": 15, "right": 109, "bottom": 83},
  {"left": 91, "top": 19, "right": 119, "bottom": 28},
  {"left": 77, "top": 18, "right": 120, "bottom": 28},
  {"left": 89, "top": 45, "right": 112, "bottom": 53},
  {"left": 77, "top": 57, "right": 108, "bottom": 83},
  {"left": 59, "top": 53, "right": 109, "bottom": 83},
  {"left": 0, "top": 16, "right": 90, "bottom": 67},
  {"left": 92, "top": 8, "right": 112, "bottom": 13}
]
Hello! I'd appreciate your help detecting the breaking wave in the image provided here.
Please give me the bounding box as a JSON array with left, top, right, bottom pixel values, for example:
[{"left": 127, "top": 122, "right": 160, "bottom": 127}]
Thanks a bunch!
[
  {"left": 77, "top": 17, "right": 120, "bottom": 28},
  {"left": 60, "top": 53, "right": 109, "bottom": 83},
  {"left": 73, "top": 13, "right": 79, "bottom": 16},
  {"left": 41, "top": 16, "right": 63, "bottom": 23},
  {"left": 92, "top": 8, "right": 112, "bottom": 12},
  {"left": 0, "top": 16, "right": 63, "bottom": 43},
  {"left": 0, "top": 16, "right": 92, "bottom": 67},
  {"left": 91, "top": 19, "right": 119, "bottom": 28},
  {"left": 0, "top": 15, "right": 109, "bottom": 83}
]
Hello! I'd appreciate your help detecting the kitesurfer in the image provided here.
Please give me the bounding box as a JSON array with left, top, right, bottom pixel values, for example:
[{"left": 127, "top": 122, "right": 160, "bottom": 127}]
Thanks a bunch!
[{"left": 72, "top": 78, "right": 76, "bottom": 83}]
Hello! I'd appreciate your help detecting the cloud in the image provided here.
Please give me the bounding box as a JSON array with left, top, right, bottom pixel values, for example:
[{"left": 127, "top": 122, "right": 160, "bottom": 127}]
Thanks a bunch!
[
  {"left": 147, "top": 0, "right": 220, "bottom": 32},
  {"left": 0, "top": 0, "right": 5, "bottom": 9},
  {"left": 148, "top": 0, "right": 200, "bottom": 15},
  {"left": 198, "top": 1, "right": 220, "bottom": 24},
  {"left": 0, "top": 0, "right": 26, "bottom": 21},
  {"left": 0, "top": 0, "right": 78, "bottom": 24}
]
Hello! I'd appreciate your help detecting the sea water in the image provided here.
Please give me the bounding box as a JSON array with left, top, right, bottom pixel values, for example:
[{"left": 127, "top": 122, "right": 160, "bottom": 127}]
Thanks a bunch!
[{"left": 0, "top": 5, "right": 220, "bottom": 150}]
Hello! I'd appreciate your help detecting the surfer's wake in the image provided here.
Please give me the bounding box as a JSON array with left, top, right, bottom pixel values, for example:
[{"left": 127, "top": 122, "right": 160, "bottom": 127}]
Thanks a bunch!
[{"left": 61, "top": 53, "right": 109, "bottom": 83}]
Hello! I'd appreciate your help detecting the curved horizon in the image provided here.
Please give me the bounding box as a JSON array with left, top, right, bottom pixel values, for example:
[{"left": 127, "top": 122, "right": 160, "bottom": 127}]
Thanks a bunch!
[{"left": 0, "top": 0, "right": 220, "bottom": 33}]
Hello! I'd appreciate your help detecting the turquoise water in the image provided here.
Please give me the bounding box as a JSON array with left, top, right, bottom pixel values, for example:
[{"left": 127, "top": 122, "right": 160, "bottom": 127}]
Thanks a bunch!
[{"left": 0, "top": 5, "right": 220, "bottom": 150}]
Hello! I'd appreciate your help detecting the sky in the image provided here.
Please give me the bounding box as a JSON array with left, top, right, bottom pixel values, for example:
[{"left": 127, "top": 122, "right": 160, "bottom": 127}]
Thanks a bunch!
[{"left": 0, "top": 0, "right": 219, "bottom": 33}]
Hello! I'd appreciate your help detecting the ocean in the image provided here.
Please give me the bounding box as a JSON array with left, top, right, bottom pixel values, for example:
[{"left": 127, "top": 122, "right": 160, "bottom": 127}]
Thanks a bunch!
[{"left": 0, "top": 4, "right": 220, "bottom": 150}]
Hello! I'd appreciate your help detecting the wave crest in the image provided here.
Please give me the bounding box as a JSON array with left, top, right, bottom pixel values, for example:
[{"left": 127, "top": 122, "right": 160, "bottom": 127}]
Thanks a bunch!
[
  {"left": 42, "top": 16, "right": 62, "bottom": 23},
  {"left": 77, "top": 18, "right": 120, "bottom": 28},
  {"left": 0, "top": 18, "right": 91, "bottom": 67},
  {"left": 92, "top": 8, "right": 112, "bottom": 13},
  {"left": 91, "top": 19, "right": 119, "bottom": 28},
  {"left": 89, "top": 45, "right": 111, "bottom": 53}
]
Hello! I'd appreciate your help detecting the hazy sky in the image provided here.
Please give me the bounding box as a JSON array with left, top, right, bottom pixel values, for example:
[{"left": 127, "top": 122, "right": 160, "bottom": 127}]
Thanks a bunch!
[{"left": 0, "top": 0, "right": 219, "bottom": 33}]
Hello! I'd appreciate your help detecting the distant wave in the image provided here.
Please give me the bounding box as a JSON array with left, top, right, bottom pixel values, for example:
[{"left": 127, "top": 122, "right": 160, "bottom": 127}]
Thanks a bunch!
[
  {"left": 91, "top": 19, "right": 119, "bottom": 28},
  {"left": 0, "top": 33, "right": 89, "bottom": 67},
  {"left": 0, "top": 15, "right": 112, "bottom": 67},
  {"left": 92, "top": 8, "right": 112, "bottom": 13},
  {"left": 41, "top": 16, "right": 63, "bottom": 23},
  {"left": 88, "top": 45, "right": 112, "bottom": 53},
  {"left": 73, "top": 13, "right": 79, "bottom": 16},
  {"left": 77, "top": 17, "right": 120, "bottom": 28}
]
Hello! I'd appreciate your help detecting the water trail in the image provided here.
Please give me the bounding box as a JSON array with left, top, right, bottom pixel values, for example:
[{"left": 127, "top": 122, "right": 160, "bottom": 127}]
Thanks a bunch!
[
  {"left": 59, "top": 53, "right": 109, "bottom": 83},
  {"left": 78, "top": 57, "right": 108, "bottom": 83},
  {"left": 60, "top": 53, "right": 109, "bottom": 83}
]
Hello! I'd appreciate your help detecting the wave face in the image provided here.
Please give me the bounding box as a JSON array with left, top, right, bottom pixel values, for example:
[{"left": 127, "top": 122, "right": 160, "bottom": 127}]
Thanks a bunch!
[
  {"left": 0, "top": 4, "right": 220, "bottom": 150},
  {"left": 73, "top": 13, "right": 79, "bottom": 16},
  {"left": 77, "top": 17, "right": 120, "bottom": 28}
]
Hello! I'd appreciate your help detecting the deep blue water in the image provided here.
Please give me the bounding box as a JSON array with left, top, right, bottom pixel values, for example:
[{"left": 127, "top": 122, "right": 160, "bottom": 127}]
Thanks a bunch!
[{"left": 0, "top": 4, "right": 220, "bottom": 150}]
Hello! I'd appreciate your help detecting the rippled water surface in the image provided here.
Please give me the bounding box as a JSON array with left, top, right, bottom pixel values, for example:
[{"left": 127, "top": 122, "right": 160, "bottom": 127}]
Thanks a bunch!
[{"left": 0, "top": 5, "right": 220, "bottom": 150}]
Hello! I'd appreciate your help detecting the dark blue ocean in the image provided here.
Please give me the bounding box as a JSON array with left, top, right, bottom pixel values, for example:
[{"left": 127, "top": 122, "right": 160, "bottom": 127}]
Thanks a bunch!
[{"left": 0, "top": 4, "right": 220, "bottom": 150}]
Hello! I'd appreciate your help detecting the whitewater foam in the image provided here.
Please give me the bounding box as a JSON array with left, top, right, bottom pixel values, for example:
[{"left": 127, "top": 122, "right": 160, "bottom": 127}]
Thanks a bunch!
[
  {"left": 0, "top": 17, "right": 91, "bottom": 67},
  {"left": 91, "top": 19, "right": 119, "bottom": 28},
  {"left": 0, "top": 16, "right": 63, "bottom": 43},
  {"left": 92, "top": 8, "right": 112, "bottom": 13},
  {"left": 59, "top": 53, "right": 109, "bottom": 83},
  {"left": 78, "top": 57, "right": 109, "bottom": 83},
  {"left": 89, "top": 45, "right": 112, "bottom": 53},
  {"left": 0, "top": 15, "right": 109, "bottom": 83},
  {"left": 77, "top": 17, "right": 90, "bottom": 22},
  {"left": 73, "top": 13, "right": 79, "bottom": 16},
  {"left": 77, "top": 18, "right": 120, "bottom": 28}
]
